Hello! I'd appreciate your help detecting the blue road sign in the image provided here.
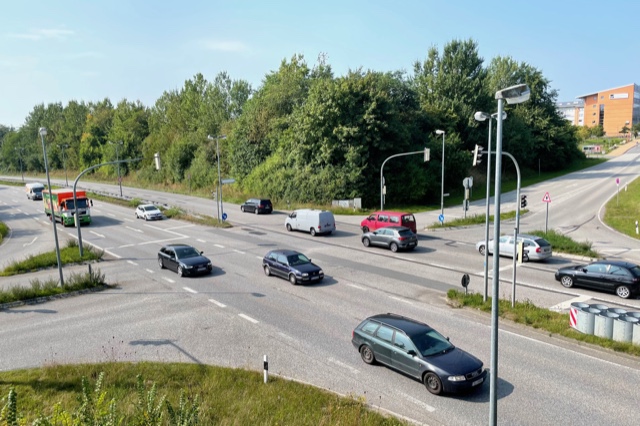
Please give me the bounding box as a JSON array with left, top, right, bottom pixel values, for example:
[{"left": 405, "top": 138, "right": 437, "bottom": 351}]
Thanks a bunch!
[
  {"left": 222, "top": 212, "right": 227, "bottom": 221},
  {"left": 438, "top": 214, "right": 444, "bottom": 223}
]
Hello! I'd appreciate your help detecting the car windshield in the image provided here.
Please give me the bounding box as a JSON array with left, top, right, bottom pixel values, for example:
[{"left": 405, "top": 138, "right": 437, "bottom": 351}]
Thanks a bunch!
[
  {"left": 410, "top": 329, "right": 454, "bottom": 357},
  {"left": 65, "top": 199, "right": 88, "bottom": 210},
  {"left": 287, "top": 254, "right": 311, "bottom": 266},
  {"left": 175, "top": 247, "right": 201, "bottom": 259},
  {"left": 144, "top": 205, "right": 158, "bottom": 211}
]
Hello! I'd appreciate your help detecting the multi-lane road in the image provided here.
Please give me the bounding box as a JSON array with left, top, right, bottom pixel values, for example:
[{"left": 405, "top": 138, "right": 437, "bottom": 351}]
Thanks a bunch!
[{"left": 1, "top": 149, "right": 640, "bottom": 425}]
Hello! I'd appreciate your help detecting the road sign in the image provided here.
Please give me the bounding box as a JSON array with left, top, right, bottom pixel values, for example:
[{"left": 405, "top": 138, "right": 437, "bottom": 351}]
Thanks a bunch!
[
  {"left": 222, "top": 212, "right": 228, "bottom": 221},
  {"left": 221, "top": 178, "right": 235, "bottom": 184},
  {"left": 616, "top": 178, "right": 620, "bottom": 185},
  {"left": 542, "top": 192, "right": 551, "bottom": 203},
  {"left": 438, "top": 214, "right": 444, "bottom": 223}
]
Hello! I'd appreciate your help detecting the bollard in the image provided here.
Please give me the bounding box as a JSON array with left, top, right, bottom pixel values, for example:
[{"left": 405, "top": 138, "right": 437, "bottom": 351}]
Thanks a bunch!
[
  {"left": 634, "top": 321, "right": 640, "bottom": 346},
  {"left": 590, "top": 303, "right": 609, "bottom": 311},
  {"left": 578, "top": 308, "right": 601, "bottom": 335},
  {"left": 607, "top": 307, "right": 627, "bottom": 316},
  {"left": 263, "top": 355, "right": 268, "bottom": 384},
  {"left": 570, "top": 302, "right": 590, "bottom": 330},
  {"left": 613, "top": 316, "right": 639, "bottom": 342},
  {"left": 594, "top": 311, "right": 619, "bottom": 339}
]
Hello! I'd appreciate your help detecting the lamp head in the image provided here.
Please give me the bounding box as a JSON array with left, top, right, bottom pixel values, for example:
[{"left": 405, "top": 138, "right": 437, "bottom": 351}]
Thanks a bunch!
[
  {"left": 495, "top": 83, "right": 531, "bottom": 105},
  {"left": 39, "top": 127, "right": 47, "bottom": 136},
  {"left": 492, "top": 111, "right": 508, "bottom": 120},
  {"left": 218, "top": 135, "right": 227, "bottom": 140},
  {"left": 435, "top": 129, "right": 445, "bottom": 135},
  {"left": 474, "top": 112, "right": 490, "bottom": 122},
  {"left": 207, "top": 135, "right": 213, "bottom": 140}
]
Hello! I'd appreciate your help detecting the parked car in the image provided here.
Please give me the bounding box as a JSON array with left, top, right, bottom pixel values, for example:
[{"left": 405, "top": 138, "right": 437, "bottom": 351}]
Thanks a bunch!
[
  {"left": 285, "top": 209, "right": 335, "bottom": 236},
  {"left": 555, "top": 260, "right": 640, "bottom": 299},
  {"left": 136, "top": 204, "right": 163, "bottom": 221},
  {"left": 361, "top": 211, "right": 417, "bottom": 233},
  {"left": 262, "top": 249, "right": 324, "bottom": 285},
  {"left": 158, "top": 244, "right": 212, "bottom": 277},
  {"left": 361, "top": 226, "right": 417, "bottom": 252},
  {"left": 352, "top": 313, "right": 486, "bottom": 395},
  {"left": 241, "top": 198, "right": 273, "bottom": 214},
  {"left": 475, "top": 234, "right": 552, "bottom": 262}
]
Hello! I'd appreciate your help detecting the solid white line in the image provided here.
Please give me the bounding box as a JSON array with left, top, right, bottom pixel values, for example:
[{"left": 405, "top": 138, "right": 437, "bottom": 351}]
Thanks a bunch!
[
  {"left": 327, "top": 358, "right": 360, "bottom": 375},
  {"left": 233, "top": 249, "right": 246, "bottom": 254},
  {"left": 127, "top": 260, "right": 138, "bottom": 266},
  {"left": 348, "top": 284, "right": 365, "bottom": 290},
  {"left": 389, "top": 296, "right": 413, "bottom": 304},
  {"left": 400, "top": 393, "right": 436, "bottom": 412},
  {"left": 238, "top": 313, "right": 259, "bottom": 324},
  {"left": 23, "top": 237, "right": 37, "bottom": 247},
  {"left": 214, "top": 244, "right": 225, "bottom": 248},
  {"left": 183, "top": 287, "right": 197, "bottom": 294},
  {"left": 105, "top": 250, "right": 121, "bottom": 259},
  {"left": 208, "top": 299, "right": 226, "bottom": 308}
]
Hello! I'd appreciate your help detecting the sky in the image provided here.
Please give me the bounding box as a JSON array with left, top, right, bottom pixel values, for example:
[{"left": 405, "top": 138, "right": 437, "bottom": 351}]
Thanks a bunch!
[{"left": 2, "top": 0, "right": 639, "bottom": 129}]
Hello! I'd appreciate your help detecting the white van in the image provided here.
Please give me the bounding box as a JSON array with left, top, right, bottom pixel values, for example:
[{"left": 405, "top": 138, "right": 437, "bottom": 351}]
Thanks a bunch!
[
  {"left": 25, "top": 182, "right": 46, "bottom": 201},
  {"left": 285, "top": 209, "right": 336, "bottom": 236}
]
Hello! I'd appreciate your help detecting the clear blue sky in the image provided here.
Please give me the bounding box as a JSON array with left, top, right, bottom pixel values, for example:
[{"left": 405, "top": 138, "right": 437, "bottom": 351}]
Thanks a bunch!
[{"left": 2, "top": 0, "right": 638, "bottom": 128}]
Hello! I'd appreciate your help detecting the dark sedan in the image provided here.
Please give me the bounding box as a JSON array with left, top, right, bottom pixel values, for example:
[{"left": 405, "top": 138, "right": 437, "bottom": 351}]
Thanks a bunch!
[
  {"left": 262, "top": 249, "right": 323, "bottom": 285},
  {"left": 555, "top": 260, "right": 640, "bottom": 299},
  {"left": 158, "top": 244, "right": 213, "bottom": 277},
  {"left": 352, "top": 313, "right": 486, "bottom": 395},
  {"left": 361, "top": 226, "right": 417, "bottom": 252},
  {"left": 241, "top": 198, "right": 273, "bottom": 214}
]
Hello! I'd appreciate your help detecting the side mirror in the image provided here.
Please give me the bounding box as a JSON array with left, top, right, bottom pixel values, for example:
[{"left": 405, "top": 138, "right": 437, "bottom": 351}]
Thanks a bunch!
[{"left": 407, "top": 350, "right": 417, "bottom": 356}]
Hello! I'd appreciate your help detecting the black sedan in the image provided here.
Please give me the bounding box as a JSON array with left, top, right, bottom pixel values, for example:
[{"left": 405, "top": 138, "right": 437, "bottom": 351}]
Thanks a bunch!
[
  {"left": 262, "top": 249, "right": 323, "bottom": 285},
  {"left": 352, "top": 313, "right": 486, "bottom": 395},
  {"left": 555, "top": 260, "right": 640, "bottom": 299},
  {"left": 158, "top": 244, "right": 213, "bottom": 277}
]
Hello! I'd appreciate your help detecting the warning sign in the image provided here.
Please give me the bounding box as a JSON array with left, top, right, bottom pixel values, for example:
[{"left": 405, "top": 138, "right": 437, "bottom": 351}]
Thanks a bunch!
[{"left": 542, "top": 192, "right": 551, "bottom": 203}]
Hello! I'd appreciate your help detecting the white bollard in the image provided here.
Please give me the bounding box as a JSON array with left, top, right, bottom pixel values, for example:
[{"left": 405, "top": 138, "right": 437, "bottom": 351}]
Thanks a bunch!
[
  {"left": 263, "top": 355, "right": 268, "bottom": 383},
  {"left": 636, "top": 220, "right": 639, "bottom": 235}
]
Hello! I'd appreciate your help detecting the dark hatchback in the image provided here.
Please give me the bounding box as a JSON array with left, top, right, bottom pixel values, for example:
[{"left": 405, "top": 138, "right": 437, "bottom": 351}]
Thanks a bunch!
[
  {"left": 158, "top": 244, "right": 213, "bottom": 277},
  {"left": 262, "top": 249, "right": 324, "bottom": 285},
  {"left": 352, "top": 313, "right": 486, "bottom": 395},
  {"left": 555, "top": 260, "right": 640, "bottom": 299},
  {"left": 241, "top": 198, "right": 273, "bottom": 214}
]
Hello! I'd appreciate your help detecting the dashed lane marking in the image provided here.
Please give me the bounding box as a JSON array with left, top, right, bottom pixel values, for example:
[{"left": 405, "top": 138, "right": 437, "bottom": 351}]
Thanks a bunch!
[
  {"left": 183, "top": 287, "right": 197, "bottom": 294},
  {"left": 239, "top": 313, "right": 259, "bottom": 324},
  {"left": 209, "top": 299, "right": 226, "bottom": 308}
]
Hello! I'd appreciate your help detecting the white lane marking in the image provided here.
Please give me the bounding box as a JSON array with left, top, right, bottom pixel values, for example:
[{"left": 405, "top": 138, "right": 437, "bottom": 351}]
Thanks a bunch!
[
  {"left": 239, "top": 313, "right": 259, "bottom": 324},
  {"left": 390, "top": 296, "right": 413, "bottom": 304},
  {"left": 90, "top": 231, "right": 105, "bottom": 238},
  {"left": 209, "top": 299, "right": 226, "bottom": 308},
  {"left": 394, "top": 255, "right": 412, "bottom": 261},
  {"left": 23, "top": 237, "right": 37, "bottom": 247},
  {"left": 138, "top": 236, "right": 189, "bottom": 246},
  {"left": 105, "top": 250, "right": 121, "bottom": 259},
  {"left": 119, "top": 244, "right": 134, "bottom": 248},
  {"left": 256, "top": 256, "right": 263, "bottom": 260},
  {"left": 167, "top": 224, "right": 195, "bottom": 230},
  {"left": 33, "top": 217, "right": 40, "bottom": 221},
  {"left": 550, "top": 294, "right": 591, "bottom": 311},
  {"left": 17, "top": 209, "right": 23, "bottom": 213},
  {"left": 401, "top": 393, "right": 436, "bottom": 412},
  {"left": 127, "top": 260, "right": 138, "bottom": 266},
  {"left": 233, "top": 249, "right": 245, "bottom": 254},
  {"left": 145, "top": 268, "right": 154, "bottom": 273},
  {"left": 348, "top": 284, "right": 365, "bottom": 290},
  {"left": 197, "top": 239, "right": 206, "bottom": 243},
  {"left": 107, "top": 213, "right": 117, "bottom": 217},
  {"left": 327, "top": 358, "right": 360, "bottom": 375},
  {"left": 162, "top": 277, "right": 175, "bottom": 283},
  {"left": 125, "top": 226, "right": 143, "bottom": 233},
  {"left": 214, "top": 244, "right": 225, "bottom": 248},
  {"left": 183, "top": 287, "right": 197, "bottom": 294}
]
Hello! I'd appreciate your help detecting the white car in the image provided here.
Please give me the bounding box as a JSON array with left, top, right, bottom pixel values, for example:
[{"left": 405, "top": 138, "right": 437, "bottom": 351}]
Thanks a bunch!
[
  {"left": 135, "top": 204, "right": 163, "bottom": 221},
  {"left": 475, "top": 234, "right": 552, "bottom": 262}
]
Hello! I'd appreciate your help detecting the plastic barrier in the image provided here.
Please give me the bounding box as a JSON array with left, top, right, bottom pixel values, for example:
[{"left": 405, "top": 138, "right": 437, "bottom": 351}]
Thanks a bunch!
[
  {"left": 612, "top": 315, "right": 639, "bottom": 342},
  {"left": 590, "top": 303, "right": 609, "bottom": 311},
  {"left": 594, "top": 311, "right": 619, "bottom": 339},
  {"left": 607, "top": 307, "right": 627, "bottom": 316},
  {"left": 625, "top": 312, "right": 640, "bottom": 319},
  {"left": 634, "top": 321, "right": 640, "bottom": 346},
  {"left": 570, "top": 302, "right": 590, "bottom": 330},
  {"left": 577, "top": 307, "right": 601, "bottom": 335}
]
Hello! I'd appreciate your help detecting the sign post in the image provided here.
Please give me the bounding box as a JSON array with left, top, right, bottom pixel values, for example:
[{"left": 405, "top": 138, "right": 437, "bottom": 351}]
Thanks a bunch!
[
  {"left": 616, "top": 178, "right": 620, "bottom": 206},
  {"left": 542, "top": 192, "right": 551, "bottom": 233}
]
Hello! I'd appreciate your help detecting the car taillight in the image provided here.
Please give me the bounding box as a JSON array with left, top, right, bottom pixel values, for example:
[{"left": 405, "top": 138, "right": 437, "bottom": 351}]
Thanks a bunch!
[
  {"left": 536, "top": 247, "right": 541, "bottom": 253},
  {"left": 398, "top": 237, "right": 406, "bottom": 241}
]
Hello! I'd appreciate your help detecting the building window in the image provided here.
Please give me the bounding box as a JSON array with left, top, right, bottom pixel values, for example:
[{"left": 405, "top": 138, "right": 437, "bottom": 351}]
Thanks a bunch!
[{"left": 600, "top": 95, "right": 604, "bottom": 99}]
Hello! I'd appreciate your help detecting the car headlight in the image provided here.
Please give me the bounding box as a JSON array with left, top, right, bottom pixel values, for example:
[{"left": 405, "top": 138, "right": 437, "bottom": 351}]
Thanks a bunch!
[
  {"left": 183, "top": 264, "right": 193, "bottom": 269},
  {"left": 302, "top": 273, "right": 309, "bottom": 277},
  {"left": 319, "top": 269, "right": 324, "bottom": 274},
  {"left": 448, "top": 375, "right": 466, "bottom": 382},
  {"left": 207, "top": 262, "right": 212, "bottom": 267}
]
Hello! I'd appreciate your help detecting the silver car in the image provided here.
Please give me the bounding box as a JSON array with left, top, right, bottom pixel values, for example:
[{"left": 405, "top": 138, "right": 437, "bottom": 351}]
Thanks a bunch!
[
  {"left": 361, "top": 226, "right": 417, "bottom": 252},
  {"left": 136, "top": 204, "right": 164, "bottom": 221},
  {"left": 476, "top": 234, "right": 552, "bottom": 262}
]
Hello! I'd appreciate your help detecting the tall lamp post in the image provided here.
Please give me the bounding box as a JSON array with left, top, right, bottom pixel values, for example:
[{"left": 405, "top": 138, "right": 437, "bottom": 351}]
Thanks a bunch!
[
  {"left": 207, "top": 134, "right": 227, "bottom": 222},
  {"left": 39, "top": 127, "right": 64, "bottom": 286},
  {"left": 108, "top": 140, "right": 124, "bottom": 197},
  {"left": 435, "top": 129, "right": 446, "bottom": 219},
  {"left": 57, "top": 144, "right": 69, "bottom": 186},
  {"left": 15, "top": 147, "right": 25, "bottom": 181},
  {"left": 489, "top": 83, "right": 530, "bottom": 426}
]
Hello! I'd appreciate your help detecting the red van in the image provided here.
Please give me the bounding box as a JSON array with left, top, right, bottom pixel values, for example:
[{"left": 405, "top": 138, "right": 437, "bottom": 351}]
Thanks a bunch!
[{"left": 360, "top": 211, "right": 417, "bottom": 233}]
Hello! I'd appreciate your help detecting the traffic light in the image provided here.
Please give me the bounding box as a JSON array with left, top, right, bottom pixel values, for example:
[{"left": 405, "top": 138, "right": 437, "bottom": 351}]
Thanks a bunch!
[
  {"left": 520, "top": 194, "right": 527, "bottom": 209},
  {"left": 472, "top": 145, "right": 483, "bottom": 166}
]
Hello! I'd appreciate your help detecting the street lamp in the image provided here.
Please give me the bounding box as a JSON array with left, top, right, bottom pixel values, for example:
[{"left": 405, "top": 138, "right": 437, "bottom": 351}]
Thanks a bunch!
[
  {"left": 435, "top": 130, "right": 445, "bottom": 219},
  {"left": 207, "top": 134, "right": 227, "bottom": 222},
  {"left": 14, "top": 147, "right": 25, "bottom": 181},
  {"left": 57, "top": 144, "right": 69, "bottom": 186},
  {"left": 108, "top": 140, "right": 124, "bottom": 197},
  {"left": 489, "top": 83, "right": 530, "bottom": 426},
  {"left": 39, "top": 127, "right": 64, "bottom": 286}
]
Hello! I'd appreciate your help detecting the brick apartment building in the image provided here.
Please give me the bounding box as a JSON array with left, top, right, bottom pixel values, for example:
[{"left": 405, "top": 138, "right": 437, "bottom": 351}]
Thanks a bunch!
[{"left": 576, "top": 83, "right": 640, "bottom": 136}]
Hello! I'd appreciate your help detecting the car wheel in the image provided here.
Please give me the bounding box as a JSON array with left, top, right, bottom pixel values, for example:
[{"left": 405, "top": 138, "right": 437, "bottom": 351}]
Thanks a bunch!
[
  {"left": 522, "top": 252, "right": 529, "bottom": 262},
  {"left": 360, "top": 345, "right": 376, "bottom": 365},
  {"left": 289, "top": 274, "right": 298, "bottom": 285},
  {"left": 158, "top": 257, "right": 164, "bottom": 269},
  {"left": 390, "top": 243, "right": 399, "bottom": 253},
  {"left": 310, "top": 228, "right": 317, "bottom": 237},
  {"left": 286, "top": 224, "right": 292, "bottom": 232},
  {"left": 423, "top": 372, "right": 443, "bottom": 395},
  {"left": 264, "top": 265, "right": 271, "bottom": 276},
  {"left": 145, "top": 216, "right": 149, "bottom": 221},
  {"left": 362, "top": 237, "right": 371, "bottom": 247},
  {"left": 362, "top": 226, "right": 369, "bottom": 233},
  {"left": 478, "top": 244, "right": 486, "bottom": 255},
  {"left": 560, "top": 275, "right": 574, "bottom": 288},
  {"left": 241, "top": 206, "right": 245, "bottom": 212},
  {"left": 616, "top": 285, "right": 632, "bottom": 299},
  {"left": 178, "top": 266, "right": 184, "bottom": 277}
]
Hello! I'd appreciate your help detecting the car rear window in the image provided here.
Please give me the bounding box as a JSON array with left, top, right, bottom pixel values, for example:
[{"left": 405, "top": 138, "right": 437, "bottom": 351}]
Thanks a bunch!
[
  {"left": 360, "top": 320, "right": 379, "bottom": 335},
  {"left": 534, "top": 238, "right": 551, "bottom": 247},
  {"left": 398, "top": 229, "right": 414, "bottom": 237},
  {"left": 402, "top": 215, "right": 415, "bottom": 223},
  {"left": 628, "top": 265, "right": 640, "bottom": 277}
]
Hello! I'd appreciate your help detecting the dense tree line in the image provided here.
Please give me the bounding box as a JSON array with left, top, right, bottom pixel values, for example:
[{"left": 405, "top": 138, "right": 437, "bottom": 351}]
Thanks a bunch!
[{"left": 0, "top": 39, "right": 582, "bottom": 207}]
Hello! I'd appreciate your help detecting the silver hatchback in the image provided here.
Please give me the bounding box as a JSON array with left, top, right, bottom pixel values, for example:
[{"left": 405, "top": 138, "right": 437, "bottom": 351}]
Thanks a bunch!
[{"left": 361, "top": 226, "right": 418, "bottom": 252}]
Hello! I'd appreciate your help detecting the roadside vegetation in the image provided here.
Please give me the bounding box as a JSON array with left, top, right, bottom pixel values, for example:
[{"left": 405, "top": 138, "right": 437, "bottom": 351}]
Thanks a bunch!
[
  {"left": 0, "top": 363, "right": 406, "bottom": 425},
  {"left": 447, "top": 290, "right": 640, "bottom": 357},
  {"left": 603, "top": 174, "right": 640, "bottom": 240},
  {"left": 0, "top": 221, "right": 8, "bottom": 244}
]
